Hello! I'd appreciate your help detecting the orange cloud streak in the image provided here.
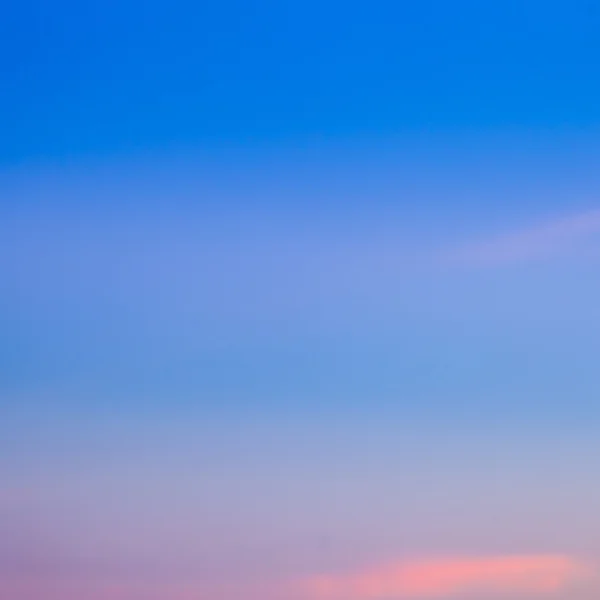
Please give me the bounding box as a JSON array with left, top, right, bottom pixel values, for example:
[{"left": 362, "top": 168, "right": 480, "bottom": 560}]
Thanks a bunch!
[{"left": 304, "top": 555, "right": 589, "bottom": 600}]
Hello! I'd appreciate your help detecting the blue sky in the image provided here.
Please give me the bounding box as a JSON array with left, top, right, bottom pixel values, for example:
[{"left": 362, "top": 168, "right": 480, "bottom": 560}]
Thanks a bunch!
[
  {"left": 2, "top": 2, "right": 600, "bottom": 600},
  {"left": 2, "top": 0, "right": 600, "bottom": 161}
]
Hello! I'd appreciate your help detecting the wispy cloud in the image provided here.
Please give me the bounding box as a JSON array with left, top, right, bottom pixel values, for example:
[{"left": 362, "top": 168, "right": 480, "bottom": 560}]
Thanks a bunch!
[
  {"left": 449, "top": 209, "right": 600, "bottom": 266},
  {"left": 301, "top": 555, "right": 591, "bottom": 600}
]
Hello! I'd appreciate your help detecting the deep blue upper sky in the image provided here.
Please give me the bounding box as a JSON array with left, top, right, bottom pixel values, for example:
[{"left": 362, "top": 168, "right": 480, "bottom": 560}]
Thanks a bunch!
[{"left": 3, "top": 0, "right": 600, "bottom": 162}]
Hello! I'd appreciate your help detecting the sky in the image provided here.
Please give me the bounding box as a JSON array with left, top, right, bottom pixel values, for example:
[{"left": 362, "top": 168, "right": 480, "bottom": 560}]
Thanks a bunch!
[{"left": 2, "top": 1, "right": 600, "bottom": 599}]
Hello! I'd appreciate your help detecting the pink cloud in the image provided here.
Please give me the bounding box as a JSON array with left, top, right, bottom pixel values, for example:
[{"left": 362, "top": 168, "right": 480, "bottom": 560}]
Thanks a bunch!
[
  {"left": 302, "top": 555, "right": 591, "bottom": 600},
  {"left": 0, "top": 556, "right": 592, "bottom": 600}
]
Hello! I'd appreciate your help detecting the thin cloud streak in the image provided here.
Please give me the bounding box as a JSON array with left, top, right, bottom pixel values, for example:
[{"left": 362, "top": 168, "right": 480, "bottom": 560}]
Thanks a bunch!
[
  {"left": 302, "top": 555, "right": 591, "bottom": 600},
  {"left": 449, "top": 209, "right": 600, "bottom": 266}
]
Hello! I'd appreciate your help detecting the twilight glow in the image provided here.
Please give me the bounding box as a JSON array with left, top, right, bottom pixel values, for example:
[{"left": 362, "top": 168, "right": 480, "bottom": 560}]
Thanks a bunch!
[
  {"left": 2, "top": 1, "right": 600, "bottom": 599},
  {"left": 303, "top": 555, "right": 591, "bottom": 599}
]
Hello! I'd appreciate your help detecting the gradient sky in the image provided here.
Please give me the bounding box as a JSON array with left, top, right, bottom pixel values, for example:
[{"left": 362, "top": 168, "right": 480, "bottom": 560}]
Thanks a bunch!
[{"left": 2, "top": 2, "right": 600, "bottom": 599}]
